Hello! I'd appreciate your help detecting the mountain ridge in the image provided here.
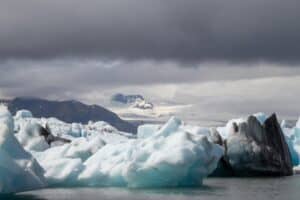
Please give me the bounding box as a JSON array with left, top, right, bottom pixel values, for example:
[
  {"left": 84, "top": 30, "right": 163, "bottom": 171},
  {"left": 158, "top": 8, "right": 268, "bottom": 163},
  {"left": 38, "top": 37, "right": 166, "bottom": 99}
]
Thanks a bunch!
[{"left": 0, "top": 97, "right": 137, "bottom": 133}]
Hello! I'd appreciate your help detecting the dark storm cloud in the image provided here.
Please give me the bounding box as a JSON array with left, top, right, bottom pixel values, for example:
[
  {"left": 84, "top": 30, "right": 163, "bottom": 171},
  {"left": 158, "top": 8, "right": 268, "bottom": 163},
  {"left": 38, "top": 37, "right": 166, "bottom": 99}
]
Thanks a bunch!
[{"left": 1, "top": 0, "right": 300, "bottom": 63}]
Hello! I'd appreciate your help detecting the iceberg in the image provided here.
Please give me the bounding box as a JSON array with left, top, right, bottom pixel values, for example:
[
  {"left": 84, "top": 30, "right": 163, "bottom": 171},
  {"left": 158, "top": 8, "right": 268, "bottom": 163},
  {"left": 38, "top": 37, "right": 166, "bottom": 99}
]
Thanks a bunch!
[
  {"left": 7, "top": 102, "right": 300, "bottom": 193},
  {"left": 213, "top": 113, "right": 293, "bottom": 176},
  {"left": 283, "top": 124, "right": 300, "bottom": 166},
  {"left": 297, "top": 117, "right": 300, "bottom": 128},
  {"left": 217, "top": 112, "right": 268, "bottom": 139},
  {"left": 31, "top": 136, "right": 106, "bottom": 185},
  {"left": 14, "top": 114, "right": 223, "bottom": 188},
  {"left": 14, "top": 114, "right": 131, "bottom": 145},
  {"left": 15, "top": 109, "right": 33, "bottom": 119},
  {"left": 7, "top": 106, "right": 300, "bottom": 191},
  {"left": 79, "top": 117, "right": 223, "bottom": 187},
  {"left": 0, "top": 106, "right": 46, "bottom": 193},
  {"left": 15, "top": 122, "right": 50, "bottom": 152},
  {"left": 137, "top": 124, "right": 161, "bottom": 139}
]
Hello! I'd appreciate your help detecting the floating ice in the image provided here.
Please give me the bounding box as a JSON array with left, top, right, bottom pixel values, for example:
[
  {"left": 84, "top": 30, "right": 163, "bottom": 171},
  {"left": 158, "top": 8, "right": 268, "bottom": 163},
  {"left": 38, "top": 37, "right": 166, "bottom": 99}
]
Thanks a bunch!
[
  {"left": 217, "top": 113, "right": 300, "bottom": 168},
  {"left": 78, "top": 117, "right": 223, "bottom": 187},
  {"left": 13, "top": 107, "right": 300, "bottom": 191},
  {"left": 15, "top": 109, "right": 33, "bottom": 119},
  {"left": 297, "top": 118, "right": 300, "bottom": 128},
  {"left": 7, "top": 102, "right": 300, "bottom": 193},
  {"left": 137, "top": 124, "right": 161, "bottom": 139},
  {"left": 28, "top": 135, "right": 107, "bottom": 185},
  {"left": 283, "top": 126, "right": 300, "bottom": 166},
  {"left": 15, "top": 122, "right": 50, "bottom": 152},
  {"left": 217, "top": 112, "right": 268, "bottom": 139},
  {"left": 253, "top": 112, "right": 267, "bottom": 125},
  {"left": 0, "top": 106, "right": 46, "bottom": 193},
  {"left": 14, "top": 115, "right": 130, "bottom": 144},
  {"left": 23, "top": 116, "right": 223, "bottom": 188}
]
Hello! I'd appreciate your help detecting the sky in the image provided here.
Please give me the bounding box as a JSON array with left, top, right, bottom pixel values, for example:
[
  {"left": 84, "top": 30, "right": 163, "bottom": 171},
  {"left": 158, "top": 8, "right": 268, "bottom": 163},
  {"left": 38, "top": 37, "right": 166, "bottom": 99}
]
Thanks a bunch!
[{"left": 1, "top": 0, "right": 300, "bottom": 122}]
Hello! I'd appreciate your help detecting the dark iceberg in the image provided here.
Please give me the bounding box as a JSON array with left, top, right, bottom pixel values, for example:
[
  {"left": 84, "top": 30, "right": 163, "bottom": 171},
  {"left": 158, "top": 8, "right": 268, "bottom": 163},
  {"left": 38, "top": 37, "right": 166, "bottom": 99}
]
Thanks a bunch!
[{"left": 211, "top": 113, "right": 293, "bottom": 177}]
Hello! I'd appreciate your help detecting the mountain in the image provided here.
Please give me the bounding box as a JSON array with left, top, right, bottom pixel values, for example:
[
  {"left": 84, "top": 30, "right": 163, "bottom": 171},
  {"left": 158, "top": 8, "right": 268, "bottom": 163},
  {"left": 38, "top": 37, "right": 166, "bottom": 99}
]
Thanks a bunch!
[
  {"left": 111, "top": 93, "right": 154, "bottom": 110},
  {"left": 111, "top": 93, "right": 144, "bottom": 104},
  {"left": 0, "top": 97, "right": 137, "bottom": 133}
]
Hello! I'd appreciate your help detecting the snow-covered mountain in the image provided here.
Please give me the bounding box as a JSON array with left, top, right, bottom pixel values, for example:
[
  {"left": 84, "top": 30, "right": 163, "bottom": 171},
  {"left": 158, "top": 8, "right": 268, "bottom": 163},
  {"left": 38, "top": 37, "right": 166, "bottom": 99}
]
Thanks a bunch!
[
  {"left": 111, "top": 93, "right": 145, "bottom": 104},
  {"left": 109, "top": 93, "right": 193, "bottom": 124},
  {"left": 111, "top": 93, "right": 154, "bottom": 110}
]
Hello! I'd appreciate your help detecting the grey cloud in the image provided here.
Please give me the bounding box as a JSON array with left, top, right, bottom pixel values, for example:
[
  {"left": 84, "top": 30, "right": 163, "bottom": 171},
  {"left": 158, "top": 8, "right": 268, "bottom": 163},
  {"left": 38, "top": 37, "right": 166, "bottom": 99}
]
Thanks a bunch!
[
  {"left": 1, "top": 0, "right": 300, "bottom": 63},
  {"left": 1, "top": 59, "right": 300, "bottom": 100}
]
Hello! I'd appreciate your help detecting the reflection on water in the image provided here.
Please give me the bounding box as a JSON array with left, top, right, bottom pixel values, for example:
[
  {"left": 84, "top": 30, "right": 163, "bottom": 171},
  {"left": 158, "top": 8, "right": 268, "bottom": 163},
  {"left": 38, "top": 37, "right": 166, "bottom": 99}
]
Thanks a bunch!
[
  {"left": 12, "top": 176, "right": 300, "bottom": 200},
  {"left": 0, "top": 194, "right": 45, "bottom": 200}
]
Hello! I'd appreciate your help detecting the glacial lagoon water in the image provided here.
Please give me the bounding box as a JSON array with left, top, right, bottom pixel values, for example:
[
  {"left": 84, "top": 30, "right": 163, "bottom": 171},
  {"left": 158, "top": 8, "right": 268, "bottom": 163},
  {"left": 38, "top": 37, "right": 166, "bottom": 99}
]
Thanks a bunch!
[{"left": 3, "top": 176, "right": 300, "bottom": 200}]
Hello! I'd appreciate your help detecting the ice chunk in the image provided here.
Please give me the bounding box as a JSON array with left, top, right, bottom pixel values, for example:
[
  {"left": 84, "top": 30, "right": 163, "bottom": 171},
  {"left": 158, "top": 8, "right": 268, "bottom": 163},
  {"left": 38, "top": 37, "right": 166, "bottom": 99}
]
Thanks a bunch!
[
  {"left": 79, "top": 117, "right": 223, "bottom": 187},
  {"left": 39, "top": 158, "right": 84, "bottom": 185},
  {"left": 31, "top": 136, "right": 106, "bottom": 185},
  {"left": 29, "top": 156, "right": 76, "bottom": 186},
  {"left": 225, "top": 114, "right": 293, "bottom": 176},
  {"left": 294, "top": 165, "right": 300, "bottom": 174},
  {"left": 70, "top": 123, "right": 83, "bottom": 137},
  {"left": 12, "top": 112, "right": 222, "bottom": 188},
  {"left": 14, "top": 109, "right": 33, "bottom": 119},
  {"left": 0, "top": 106, "right": 46, "bottom": 193},
  {"left": 16, "top": 122, "right": 50, "bottom": 152},
  {"left": 137, "top": 124, "right": 161, "bottom": 139},
  {"left": 14, "top": 115, "right": 131, "bottom": 144},
  {"left": 155, "top": 116, "right": 182, "bottom": 137},
  {"left": 218, "top": 112, "right": 268, "bottom": 139},
  {"left": 281, "top": 120, "right": 287, "bottom": 128},
  {"left": 285, "top": 127, "right": 300, "bottom": 166},
  {"left": 297, "top": 117, "right": 300, "bottom": 128},
  {"left": 253, "top": 112, "right": 267, "bottom": 125}
]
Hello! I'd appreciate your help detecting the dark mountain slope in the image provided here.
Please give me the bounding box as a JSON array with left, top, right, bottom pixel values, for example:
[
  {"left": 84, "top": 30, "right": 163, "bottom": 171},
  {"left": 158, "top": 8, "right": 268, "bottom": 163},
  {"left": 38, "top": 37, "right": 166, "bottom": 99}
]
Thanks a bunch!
[{"left": 1, "top": 97, "right": 137, "bottom": 133}]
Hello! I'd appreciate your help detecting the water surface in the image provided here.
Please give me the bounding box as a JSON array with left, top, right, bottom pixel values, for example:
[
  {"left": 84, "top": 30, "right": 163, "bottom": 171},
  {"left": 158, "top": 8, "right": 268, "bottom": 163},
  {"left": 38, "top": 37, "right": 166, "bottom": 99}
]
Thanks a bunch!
[{"left": 4, "top": 176, "right": 300, "bottom": 200}]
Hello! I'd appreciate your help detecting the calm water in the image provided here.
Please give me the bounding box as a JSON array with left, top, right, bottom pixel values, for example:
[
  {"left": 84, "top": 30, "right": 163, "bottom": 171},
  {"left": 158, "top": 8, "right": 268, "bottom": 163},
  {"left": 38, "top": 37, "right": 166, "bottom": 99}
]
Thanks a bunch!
[{"left": 3, "top": 176, "right": 300, "bottom": 200}]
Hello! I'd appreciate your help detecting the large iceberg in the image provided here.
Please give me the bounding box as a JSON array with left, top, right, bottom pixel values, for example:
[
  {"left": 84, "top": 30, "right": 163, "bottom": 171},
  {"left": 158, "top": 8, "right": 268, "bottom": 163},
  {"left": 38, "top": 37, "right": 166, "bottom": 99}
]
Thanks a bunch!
[
  {"left": 34, "top": 117, "right": 223, "bottom": 187},
  {"left": 11, "top": 112, "right": 223, "bottom": 189},
  {"left": 0, "top": 106, "right": 46, "bottom": 193},
  {"left": 78, "top": 117, "right": 223, "bottom": 187},
  {"left": 213, "top": 113, "right": 300, "bottom": 176},
  {"left": 226, "top": 114, "right": 293, "bottom": 176}
]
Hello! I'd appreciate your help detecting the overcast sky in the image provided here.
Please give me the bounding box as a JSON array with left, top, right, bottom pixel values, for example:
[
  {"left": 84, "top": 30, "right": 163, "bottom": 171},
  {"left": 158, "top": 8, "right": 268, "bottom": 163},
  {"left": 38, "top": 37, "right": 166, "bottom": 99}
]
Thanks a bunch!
[{"left": 1, "top": 0, "right": 300, "bottom": 121}]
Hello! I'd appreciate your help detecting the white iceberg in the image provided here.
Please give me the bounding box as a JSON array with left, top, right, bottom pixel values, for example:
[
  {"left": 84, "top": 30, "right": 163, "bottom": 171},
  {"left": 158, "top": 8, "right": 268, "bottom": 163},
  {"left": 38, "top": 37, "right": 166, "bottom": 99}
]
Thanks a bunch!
[
  {"left": 78, "top": 117, "right": 223, "bottom": 187},
  {"left": 31, "top": 136, "right": 106, "bottom": 185},
  {"left": 217, "top": 112, "right": 268, "bottom": 139},
  {"left": 15, "top": 122, "right": 50, "bottom": 152},
  {"left": 16, "top": 115, "right": 223, "bottom": 188},
  {"left": 297, "top": 117, "right": 300, "bottom": 128},
  {"left": 0, "top": 106, "right": 46, "bottom": 193},
  {"left": 283, "top": 126, "right": 300, "bottom": 166},
  {"left": 14, "top": 115, "right": 131, "bottom": 144},
  {"left": 15, "top": 109, "right": 33, "bottom": 119},
  {"left": 137, "top": 124, "right": 161, "bottom": 139}
]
